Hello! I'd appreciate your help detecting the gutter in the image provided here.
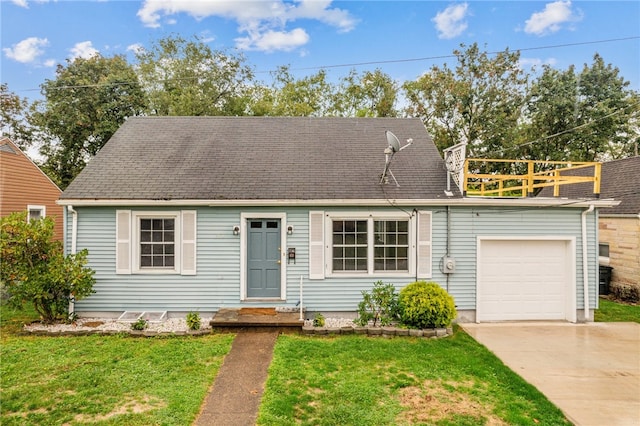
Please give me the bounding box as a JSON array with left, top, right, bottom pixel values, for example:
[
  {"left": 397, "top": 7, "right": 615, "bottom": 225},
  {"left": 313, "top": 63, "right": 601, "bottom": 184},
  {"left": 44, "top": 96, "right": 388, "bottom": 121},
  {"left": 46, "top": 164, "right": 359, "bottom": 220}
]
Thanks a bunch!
[
  {"left": 67, "top": 205, "right": 78, "bottom": 317},
  {"left": 56, "top": 197, "right": 621, "bottom": 209},
  {"left": 581, "top": 204, "right": 595, "bottom": 321}
]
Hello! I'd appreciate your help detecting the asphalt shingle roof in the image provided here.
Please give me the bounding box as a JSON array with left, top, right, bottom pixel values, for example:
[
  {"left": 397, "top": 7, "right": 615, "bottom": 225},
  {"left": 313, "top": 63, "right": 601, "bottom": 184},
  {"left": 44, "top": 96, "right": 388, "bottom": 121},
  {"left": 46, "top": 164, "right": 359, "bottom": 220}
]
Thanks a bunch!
[
  {"left": 61, "top": 116, "right": 456, "bottom": 201},
  {"left": 539, "top": 156, "right": 640, "bottom": 215}
]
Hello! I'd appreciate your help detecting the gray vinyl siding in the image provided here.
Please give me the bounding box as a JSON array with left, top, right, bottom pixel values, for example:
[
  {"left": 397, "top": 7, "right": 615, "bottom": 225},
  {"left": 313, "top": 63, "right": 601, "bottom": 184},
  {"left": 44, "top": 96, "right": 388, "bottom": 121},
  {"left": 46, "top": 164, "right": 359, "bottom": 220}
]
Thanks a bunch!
[{"left": 69, "top": 204, "right": 598, "bottom": 314}]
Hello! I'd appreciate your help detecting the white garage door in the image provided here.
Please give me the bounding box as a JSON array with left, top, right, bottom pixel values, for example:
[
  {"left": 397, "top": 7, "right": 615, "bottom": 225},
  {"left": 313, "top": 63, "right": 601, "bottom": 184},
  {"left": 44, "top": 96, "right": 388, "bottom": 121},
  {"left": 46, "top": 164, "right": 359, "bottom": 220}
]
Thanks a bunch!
[{"left": 477, "top": 239, "right": 574, "bottom": 322}]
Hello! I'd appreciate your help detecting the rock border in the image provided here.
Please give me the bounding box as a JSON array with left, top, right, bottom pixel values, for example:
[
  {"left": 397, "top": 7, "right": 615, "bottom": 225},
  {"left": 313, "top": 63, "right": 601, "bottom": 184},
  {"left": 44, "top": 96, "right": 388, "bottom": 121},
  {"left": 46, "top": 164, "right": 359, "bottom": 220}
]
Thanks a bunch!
[
  {"left": 22, "top": 328, "right": 212, "bottom": 337},
  {"left": 301, "top": 325, "right": 454, "bottom": 338}
]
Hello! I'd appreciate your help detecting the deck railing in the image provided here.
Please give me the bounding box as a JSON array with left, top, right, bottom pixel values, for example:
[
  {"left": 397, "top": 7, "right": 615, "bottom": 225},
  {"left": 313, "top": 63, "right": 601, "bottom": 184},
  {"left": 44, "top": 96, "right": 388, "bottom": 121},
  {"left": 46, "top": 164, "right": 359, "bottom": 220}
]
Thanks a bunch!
[{"left": 463, "top": 159, "right": 601, "bottom": 197}]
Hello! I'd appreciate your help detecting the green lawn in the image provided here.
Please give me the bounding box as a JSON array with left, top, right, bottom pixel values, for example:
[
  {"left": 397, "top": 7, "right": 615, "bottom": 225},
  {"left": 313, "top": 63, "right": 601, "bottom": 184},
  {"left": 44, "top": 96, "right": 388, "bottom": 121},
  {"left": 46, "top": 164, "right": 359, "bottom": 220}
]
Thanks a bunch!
[
  {"left": 595, "top": 297, "right": 640, "bottom": 323},
  {"left": 258, "top": 332, "right": 570, "bottom": 426},
  {"left": 0, "top": 304, "right": 234, "bottom": 425},
  {"left": 2, "top": 304, "right": 572, "bottom": 425}
]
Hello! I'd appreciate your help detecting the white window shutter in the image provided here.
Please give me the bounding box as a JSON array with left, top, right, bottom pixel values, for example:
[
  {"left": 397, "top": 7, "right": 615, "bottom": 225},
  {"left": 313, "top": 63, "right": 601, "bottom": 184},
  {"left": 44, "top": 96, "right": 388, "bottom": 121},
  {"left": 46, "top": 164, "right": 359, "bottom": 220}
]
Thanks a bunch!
[
  {"left": 416, "top": 211, "right": 432, "bottom": 279},
  {"left": 181, "top": 210, "right": 197, "bottom": 275},
  {"left": 309, "top": 211, "right": 325, "bottom": 279},
  {"left": 116, "top": 210, "right": 131, "bottom": 274}
]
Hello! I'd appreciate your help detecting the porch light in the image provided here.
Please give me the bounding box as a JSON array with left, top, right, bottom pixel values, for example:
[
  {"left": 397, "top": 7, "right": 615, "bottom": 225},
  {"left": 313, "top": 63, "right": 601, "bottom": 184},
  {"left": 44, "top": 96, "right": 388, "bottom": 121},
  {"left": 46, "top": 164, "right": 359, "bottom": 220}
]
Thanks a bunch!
[
  {"left": 232, "top": 225, "right": 240, "bottom": 235},
  {"left": 287, "top": 225, "right": 294, "bottom": 235}
]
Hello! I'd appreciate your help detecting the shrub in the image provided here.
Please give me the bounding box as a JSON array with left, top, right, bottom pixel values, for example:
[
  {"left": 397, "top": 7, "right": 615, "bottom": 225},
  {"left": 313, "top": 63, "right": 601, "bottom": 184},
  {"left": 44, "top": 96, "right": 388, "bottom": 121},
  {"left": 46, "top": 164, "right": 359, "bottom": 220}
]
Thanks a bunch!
[
  {"left": 0, "top": 212, "right": 95, "bottom": 323},
  {"left": 354, "top": 280, "right": 399, "bottom": 327},
  {"left": 186, "top": 311, "right": 201, "bottom": 330},
  {"left": 610, "top": 283, "right": 640, "bottom": 303},
  {"left": 131, "top": 318, "right": 148, "bottom": 331},
  {"left": 398, "top": 281, "right": 456, "bottom": 329},
  {"left": 312, "top": 313, "right": 325, "bottom": 327}
]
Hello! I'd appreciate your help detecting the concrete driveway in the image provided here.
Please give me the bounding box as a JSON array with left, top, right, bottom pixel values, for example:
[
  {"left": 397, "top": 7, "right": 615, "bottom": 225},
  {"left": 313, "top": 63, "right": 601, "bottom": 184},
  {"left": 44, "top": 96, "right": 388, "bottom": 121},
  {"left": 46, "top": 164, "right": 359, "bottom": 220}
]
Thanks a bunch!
[{"left": 461, "top": 322, "right": 640, "bottom": 426}]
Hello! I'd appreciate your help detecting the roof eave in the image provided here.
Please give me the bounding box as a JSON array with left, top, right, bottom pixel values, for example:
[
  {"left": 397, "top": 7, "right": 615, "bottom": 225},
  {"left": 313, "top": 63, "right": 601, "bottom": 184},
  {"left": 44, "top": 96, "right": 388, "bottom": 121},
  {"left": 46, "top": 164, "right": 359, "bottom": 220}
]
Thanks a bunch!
[{"left": 57, "top": 197, "right": 620, "bottom": 208}]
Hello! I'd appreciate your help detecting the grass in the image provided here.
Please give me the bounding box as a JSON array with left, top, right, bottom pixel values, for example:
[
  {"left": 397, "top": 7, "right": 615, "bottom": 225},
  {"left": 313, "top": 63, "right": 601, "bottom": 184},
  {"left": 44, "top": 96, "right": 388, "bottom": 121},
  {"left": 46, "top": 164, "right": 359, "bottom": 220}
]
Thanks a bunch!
[
  {"left": 595, "top": 297, "right": 640, "bottom": 323},
  {"left": 258, "top": 331, "right": 570, "bottom": 426},
  {"left": 1, "top": 304, "right": 234, "bottom": 425}
]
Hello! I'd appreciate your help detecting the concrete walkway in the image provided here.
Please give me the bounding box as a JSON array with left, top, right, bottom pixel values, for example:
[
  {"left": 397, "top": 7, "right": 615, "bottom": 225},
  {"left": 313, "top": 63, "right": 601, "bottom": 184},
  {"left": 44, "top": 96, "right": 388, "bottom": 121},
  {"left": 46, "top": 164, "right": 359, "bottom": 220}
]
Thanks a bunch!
[
  {"left": 194, "top": 330, "right": 278, "bottom": 426},
  {"left": 461, "top": 322, "right": 640, "bottom": 426}
]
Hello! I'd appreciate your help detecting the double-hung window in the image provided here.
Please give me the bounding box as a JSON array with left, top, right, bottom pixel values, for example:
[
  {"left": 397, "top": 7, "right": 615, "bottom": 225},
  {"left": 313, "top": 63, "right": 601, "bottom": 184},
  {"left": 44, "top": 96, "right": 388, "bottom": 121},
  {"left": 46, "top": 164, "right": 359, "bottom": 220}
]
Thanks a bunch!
[
  {"left": 139, "top": 218, "right": 175, "bottom": 269},
  {"left": 116, "top": 210, "right": 197, "bottom": 275},
  {"left": 310, "top": 211, "right": 432, "bottom": 279}
]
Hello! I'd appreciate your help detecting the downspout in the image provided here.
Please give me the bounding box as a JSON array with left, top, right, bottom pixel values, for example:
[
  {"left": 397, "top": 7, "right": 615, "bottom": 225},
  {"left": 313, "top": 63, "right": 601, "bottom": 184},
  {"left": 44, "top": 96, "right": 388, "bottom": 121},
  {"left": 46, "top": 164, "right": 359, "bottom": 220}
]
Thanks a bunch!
[
  {"left": 446, "top": 206, "right": 451, "bottom": 293},
  {"left": 67, "top": 205, "right": 78, "bottom": 317},
  {"left": 581, "top": 204, "right": 594, "bottom": 321}
]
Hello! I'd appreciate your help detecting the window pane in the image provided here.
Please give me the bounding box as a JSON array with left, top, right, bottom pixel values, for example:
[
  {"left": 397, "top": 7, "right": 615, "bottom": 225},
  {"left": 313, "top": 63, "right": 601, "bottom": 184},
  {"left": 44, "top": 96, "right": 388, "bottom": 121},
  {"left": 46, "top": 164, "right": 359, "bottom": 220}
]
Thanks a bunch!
[
  {"left": 332, "top": 219, "right": 368, "bottom": 273},
  {"left": 266, "top": 221, "right": 278, "bottom": 228},
  {"left": 373, "top": 220, "right": 409, "bottom": 272},
  {"left": 251, "top": 221, "right": 262, "bottom": 229},
  {"left": 139, "top": 217, "right": 175, "bottom": 269}
]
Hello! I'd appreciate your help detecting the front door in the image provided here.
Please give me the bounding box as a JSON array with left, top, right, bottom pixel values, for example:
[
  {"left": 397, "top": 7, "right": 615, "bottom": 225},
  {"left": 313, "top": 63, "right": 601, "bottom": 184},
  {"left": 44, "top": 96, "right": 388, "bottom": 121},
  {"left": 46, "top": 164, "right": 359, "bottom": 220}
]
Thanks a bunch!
[{"left": 247, "top": 219, "right": 281, "bottom": 298}]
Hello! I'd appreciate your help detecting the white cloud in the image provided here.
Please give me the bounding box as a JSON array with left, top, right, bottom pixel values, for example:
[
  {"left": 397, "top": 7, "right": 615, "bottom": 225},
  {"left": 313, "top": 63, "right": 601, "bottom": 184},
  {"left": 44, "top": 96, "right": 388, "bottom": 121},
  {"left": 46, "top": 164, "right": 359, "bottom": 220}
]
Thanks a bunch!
[
  {"left": 432, "top": 3, "right": 469, "bottom": 39},
  {"left": 126, "top": 43, "right": 144, "bottom": 55},
  {"left": 524, "top": 1, "right": 581, "bottom": 36},
  {"left": 69, "top": 41, "right": 99, "bottom": 60},
  {"left": 137, "top": 0, "right": 356, "bottom": 52},
  {"left": 236, "top": 28, "right": 309, "bottom": 52},
  {"left": 11, "top": 0, "right": 28, "bottom": 8},
  {"left": 3, "top": 37, "right": 49, "bottom": 63}
]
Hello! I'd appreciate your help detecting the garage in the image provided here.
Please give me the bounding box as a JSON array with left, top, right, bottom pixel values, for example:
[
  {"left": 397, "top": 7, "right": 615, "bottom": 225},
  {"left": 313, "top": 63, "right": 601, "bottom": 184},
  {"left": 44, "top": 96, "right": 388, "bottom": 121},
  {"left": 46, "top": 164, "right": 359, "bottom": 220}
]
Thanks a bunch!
[{"left": 476, "top": 238, "right": 576, "bottom": 322}]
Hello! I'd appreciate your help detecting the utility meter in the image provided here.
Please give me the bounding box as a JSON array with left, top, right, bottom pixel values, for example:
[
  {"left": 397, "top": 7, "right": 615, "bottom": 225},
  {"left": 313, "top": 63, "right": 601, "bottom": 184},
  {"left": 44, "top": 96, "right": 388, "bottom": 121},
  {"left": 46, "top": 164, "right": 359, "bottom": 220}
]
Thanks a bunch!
[{"left": 442, "top": 256, "right": 456, "bottom": 274}]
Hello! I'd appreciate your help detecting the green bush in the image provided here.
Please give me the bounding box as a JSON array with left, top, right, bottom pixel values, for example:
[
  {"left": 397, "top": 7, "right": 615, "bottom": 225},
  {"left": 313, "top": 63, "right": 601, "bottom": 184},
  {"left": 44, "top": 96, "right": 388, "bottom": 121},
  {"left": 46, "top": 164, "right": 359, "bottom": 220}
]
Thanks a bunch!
[
  {"left": 354, "top": 280, "right": 399, "bottom": 327},
  {"left": 1, "top": 212, "right": 95, "bottom": 323},
  {"left": 398, "top": 281, "right": 456, "bottom": 329},
  {"left": 186, "top": 311, "right": 201, "bottom": 330},
  {"left": 312, "top": 313, "right": 325, "bottom": 327},
  {"left": 131, "top": 318, "right": 148, "bottom": 331}
]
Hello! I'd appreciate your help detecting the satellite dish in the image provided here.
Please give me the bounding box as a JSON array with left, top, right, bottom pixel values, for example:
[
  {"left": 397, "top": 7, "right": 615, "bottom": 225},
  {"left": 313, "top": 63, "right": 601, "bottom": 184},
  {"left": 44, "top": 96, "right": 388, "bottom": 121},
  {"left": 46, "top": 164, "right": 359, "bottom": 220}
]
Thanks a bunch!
[
  {"left": 380, "top": 130, "right": 414, "bottom": 186},
  {"left": 386, "top": 130, "right": 401, "bottom": 153}
]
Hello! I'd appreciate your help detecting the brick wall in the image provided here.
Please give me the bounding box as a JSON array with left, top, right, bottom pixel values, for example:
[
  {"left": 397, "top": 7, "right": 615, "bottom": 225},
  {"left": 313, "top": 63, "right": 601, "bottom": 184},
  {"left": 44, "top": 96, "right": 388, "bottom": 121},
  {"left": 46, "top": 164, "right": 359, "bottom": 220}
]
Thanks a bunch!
[{"left": 599, "top": 217, "right": 640, "bottom": 288}]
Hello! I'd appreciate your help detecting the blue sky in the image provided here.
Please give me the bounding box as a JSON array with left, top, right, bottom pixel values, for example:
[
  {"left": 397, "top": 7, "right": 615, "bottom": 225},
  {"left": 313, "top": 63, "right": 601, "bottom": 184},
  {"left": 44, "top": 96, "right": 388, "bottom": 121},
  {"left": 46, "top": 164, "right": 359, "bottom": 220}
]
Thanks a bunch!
[{"left": 1, "top": 0, "right": 639, "bottom": 103}]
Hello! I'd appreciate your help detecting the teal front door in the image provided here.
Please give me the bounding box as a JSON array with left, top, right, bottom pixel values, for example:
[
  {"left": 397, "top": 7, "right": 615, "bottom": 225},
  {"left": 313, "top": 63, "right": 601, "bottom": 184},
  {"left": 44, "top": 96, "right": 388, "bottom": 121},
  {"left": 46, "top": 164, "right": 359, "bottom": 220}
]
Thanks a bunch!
[{"left": 247, "top": 219, "right": 281, "bottom": 298}]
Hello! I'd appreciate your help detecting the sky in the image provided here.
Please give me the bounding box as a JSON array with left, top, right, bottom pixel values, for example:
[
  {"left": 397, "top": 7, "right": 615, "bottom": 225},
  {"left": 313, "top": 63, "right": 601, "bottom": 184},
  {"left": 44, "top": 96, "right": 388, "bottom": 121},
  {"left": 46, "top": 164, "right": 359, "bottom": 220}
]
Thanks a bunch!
[{"left": 1, "top": 0, "right": 639, "bottom": 104}]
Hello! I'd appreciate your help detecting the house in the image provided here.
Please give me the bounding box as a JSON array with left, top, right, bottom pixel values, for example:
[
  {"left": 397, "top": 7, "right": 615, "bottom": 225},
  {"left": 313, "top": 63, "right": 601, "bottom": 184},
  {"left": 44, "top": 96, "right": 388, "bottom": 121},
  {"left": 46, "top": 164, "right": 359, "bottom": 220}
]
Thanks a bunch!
[
  {"left": 540, "top": 156, "right": 640, "bottom": 297},
  {"left": 58, "top": 117, "right": 616, "bottom": 322},
  {"left": 0, "top": 137, "right": 63, "bottom": 240}
]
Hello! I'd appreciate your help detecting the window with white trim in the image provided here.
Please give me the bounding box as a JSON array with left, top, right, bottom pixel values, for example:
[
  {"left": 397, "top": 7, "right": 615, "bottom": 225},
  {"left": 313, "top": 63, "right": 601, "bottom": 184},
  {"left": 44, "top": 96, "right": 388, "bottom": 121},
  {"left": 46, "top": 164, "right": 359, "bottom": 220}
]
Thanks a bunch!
[
  {"left": 27, "top": 205, "right": 45, "bottom": 221},
  {"left": 309, "top": 211, "right": 432, "bottom": 280},
  {"left": 116, "top": 210, "right": 197, "bottom": 275},
  {"left": 140, "top": 218, "right": 175, "bottom": 269}
]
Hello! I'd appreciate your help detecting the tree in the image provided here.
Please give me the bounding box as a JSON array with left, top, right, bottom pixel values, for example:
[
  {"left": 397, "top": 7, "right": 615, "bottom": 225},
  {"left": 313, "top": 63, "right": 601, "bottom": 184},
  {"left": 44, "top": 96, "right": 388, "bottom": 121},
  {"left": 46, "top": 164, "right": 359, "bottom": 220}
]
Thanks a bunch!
[
  {"left": 136, "top": 35, "right": 255, "bottom": 116},
  {"left": 331, "top": 69, "right": 399, "bottom": 117},
  {"left": 0, "top": 83, "right": 35, "bottom": 149},
  {"left": 403, "top": 43, "right": 529, "bottom": 159},
  {"left": 524, "top": 54, "right": 639, "bottom": 161},
  {"left": 32, "top": 54, "right": 146, "bottom": 188},
  {"left": 253, "top": 66, "right": 335, "bottom": 117},
  {"left": 1, "top": 212, "right": 95, "bottom": 323}
]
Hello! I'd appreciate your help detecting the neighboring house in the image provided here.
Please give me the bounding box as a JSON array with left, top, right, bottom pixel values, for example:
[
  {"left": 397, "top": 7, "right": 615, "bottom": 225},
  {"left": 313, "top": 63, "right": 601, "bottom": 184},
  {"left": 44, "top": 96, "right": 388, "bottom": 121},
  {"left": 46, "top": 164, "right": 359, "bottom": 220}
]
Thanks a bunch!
[
  {"left": 59, "top": 117, "right": 615, "bottom": 322},
  {"left": 541, "top": 156, "right": 640, "bottom": 295},
  {"left": 0, "top": 137, "right": 63, "bottom": 240}
]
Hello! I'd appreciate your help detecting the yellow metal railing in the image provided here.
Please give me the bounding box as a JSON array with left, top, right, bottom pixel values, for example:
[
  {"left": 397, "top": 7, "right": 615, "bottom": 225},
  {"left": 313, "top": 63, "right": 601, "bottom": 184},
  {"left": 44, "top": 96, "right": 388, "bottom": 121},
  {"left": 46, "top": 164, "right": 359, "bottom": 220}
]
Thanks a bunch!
[{"left": 463, "top": 159, "right": 601, "bottom": 197}]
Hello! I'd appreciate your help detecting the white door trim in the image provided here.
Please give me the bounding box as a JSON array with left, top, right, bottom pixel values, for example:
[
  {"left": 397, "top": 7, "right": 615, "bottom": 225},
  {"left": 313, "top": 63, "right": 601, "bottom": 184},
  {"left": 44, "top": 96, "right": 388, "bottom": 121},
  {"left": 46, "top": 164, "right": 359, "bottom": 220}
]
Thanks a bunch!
[
  {"left": 476, "top": 236, "right": 577, "bottom": 323},
  {"left": 240, "top": 212, "right": 287, "bottom": 301}
]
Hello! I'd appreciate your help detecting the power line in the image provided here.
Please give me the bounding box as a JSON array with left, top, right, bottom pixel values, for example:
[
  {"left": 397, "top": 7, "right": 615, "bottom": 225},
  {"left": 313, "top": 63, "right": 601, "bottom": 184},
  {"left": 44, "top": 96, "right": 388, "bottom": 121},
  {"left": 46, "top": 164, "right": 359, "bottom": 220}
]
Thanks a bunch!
[
  {"left": 13, "top": 35, "right": 640, "bottom": 93},
  {"left": 274, "top": 36, "right": 640, "bottom": 73}
]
